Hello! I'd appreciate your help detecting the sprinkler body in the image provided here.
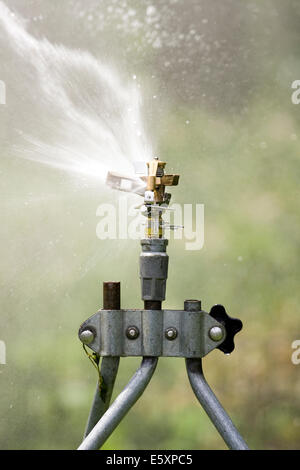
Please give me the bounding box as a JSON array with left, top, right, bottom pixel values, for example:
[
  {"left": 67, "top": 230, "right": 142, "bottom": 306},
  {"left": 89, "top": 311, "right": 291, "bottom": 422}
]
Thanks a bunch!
[{"left": 78, "top": 157, "right": 248, "bottom": 450}]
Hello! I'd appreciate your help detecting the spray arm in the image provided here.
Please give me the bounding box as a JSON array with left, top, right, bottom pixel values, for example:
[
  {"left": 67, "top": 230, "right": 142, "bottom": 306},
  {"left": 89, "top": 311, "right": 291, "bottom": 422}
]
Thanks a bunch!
[{"left": 106, "top": 171, "right": 146, "bottom": 197}]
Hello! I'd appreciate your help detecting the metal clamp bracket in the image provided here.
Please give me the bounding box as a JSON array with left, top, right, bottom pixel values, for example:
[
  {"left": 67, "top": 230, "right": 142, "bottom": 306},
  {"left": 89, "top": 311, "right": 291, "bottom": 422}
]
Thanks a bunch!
[{"left": 78, "top": 308, "right": 226, "bottom": 358}]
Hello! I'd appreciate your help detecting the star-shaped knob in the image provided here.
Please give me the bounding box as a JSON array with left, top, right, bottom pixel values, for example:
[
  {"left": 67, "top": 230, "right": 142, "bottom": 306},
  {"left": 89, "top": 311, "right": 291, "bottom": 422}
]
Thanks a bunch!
[{"left": 209, "top": 304, "right": 243, "bottom": 354}]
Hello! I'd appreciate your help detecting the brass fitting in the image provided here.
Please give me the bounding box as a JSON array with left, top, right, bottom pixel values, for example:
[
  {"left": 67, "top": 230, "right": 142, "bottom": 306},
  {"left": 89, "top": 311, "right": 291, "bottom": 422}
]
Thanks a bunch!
[{"left": 144, "top": 157, "right": 179, "bottom": 204}]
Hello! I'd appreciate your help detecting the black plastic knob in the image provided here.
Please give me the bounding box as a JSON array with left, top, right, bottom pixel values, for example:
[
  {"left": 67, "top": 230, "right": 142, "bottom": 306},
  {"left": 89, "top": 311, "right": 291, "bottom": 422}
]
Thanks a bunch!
[{"left": 209, "top": 304, "right": 243, "bottom": 354}]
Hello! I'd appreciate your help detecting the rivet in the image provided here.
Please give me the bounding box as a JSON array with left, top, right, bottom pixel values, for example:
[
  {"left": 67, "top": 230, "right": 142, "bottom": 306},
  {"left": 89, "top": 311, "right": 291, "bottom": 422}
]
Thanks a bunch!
[
  {"left": 126, "top": 326, "right": 140, "bottom": 340},
  {"left": 165, "top": 327, "right": 178, "bottom": 341}
]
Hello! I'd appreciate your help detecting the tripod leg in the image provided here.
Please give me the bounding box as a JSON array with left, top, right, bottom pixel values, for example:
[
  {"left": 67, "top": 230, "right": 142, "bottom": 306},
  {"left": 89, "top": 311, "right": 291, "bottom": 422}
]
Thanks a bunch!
[
  {"left": 78, "top": 357, "right": 158, "bottom": 450},
  {"left": 83, "top": 357, "right": 120, "bottom": 439},
  {"left": 186, "top": 358, "right": 249, "bottom": 450}
]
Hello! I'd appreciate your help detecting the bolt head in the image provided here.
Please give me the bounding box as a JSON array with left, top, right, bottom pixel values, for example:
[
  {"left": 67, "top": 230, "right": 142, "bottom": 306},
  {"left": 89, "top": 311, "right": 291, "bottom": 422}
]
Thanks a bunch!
[
  {"left": 209, "top": 326, "right": 224, "bottom": 342},
  {"left": 165, "top": 327, "right": 178, "bottom": 341},
  {"left": 126, "top": 326, "right": 139, "bottom": 340},
  {"left": 79, "top": 329, "right": 95, "bottom": 345}
]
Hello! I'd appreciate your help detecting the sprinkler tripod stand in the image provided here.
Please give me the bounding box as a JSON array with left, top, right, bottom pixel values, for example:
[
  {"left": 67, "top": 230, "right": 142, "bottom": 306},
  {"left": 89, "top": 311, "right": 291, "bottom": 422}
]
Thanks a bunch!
[{"left": 77, "top": 158, "right": 249, "bottom": 450}]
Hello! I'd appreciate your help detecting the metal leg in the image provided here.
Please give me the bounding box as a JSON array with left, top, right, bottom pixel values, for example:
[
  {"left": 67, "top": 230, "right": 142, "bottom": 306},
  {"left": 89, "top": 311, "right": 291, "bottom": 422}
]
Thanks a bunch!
[
  {"left": 186, "top": 358, "right": 249, "bottom": 450},
  {"left": 78, "top": 357, "right": 158, "bottom": 450},
  {"left": 83, "top": 357, "right": 120, "bottom": 439}
]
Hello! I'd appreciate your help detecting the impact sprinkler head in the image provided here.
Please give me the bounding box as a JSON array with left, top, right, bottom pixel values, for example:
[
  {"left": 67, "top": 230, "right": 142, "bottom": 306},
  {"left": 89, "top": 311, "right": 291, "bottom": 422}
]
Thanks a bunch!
[
  {"left": 144, "top": 157, "right": 179, "bottom": 205},
  {"left": 105, "top": 157, "right": 179, "bottom": 203},
  {"left": 105, "top": 157, "right": 180, "bottom": 239},
  {"left": 142, "top": 157, "right": 180, "bottom": 238}
]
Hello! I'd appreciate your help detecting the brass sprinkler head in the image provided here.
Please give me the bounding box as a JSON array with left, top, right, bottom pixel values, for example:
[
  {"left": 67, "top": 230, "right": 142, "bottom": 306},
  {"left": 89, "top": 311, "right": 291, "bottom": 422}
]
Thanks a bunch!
[
  {"left": 105, "top": 157, "right": 180, "bottom": 239},
  {"left": 143, "top": 157, "right": 179, "bottom": 205},
  {"left": 105, "top": 157, "right": 179, "bottom": 205}
]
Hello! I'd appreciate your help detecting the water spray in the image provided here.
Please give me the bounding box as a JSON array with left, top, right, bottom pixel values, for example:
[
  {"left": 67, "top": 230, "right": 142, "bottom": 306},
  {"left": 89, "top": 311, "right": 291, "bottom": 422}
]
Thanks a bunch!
[{"left": 78, "top": 157, "right": 248, "bottom": 450}]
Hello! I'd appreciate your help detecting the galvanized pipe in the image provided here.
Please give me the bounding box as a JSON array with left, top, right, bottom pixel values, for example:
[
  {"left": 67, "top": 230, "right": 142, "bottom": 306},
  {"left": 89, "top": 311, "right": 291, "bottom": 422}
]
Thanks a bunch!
[
  {"left": 186, "top": 358, "right": 249, "bottom": 450},
  {"left": 78, "top": 357, "right": 158, "bottom": 450},
  {"left": 82, "top": 282, "right": 121, "bottom": 439},
  {"left": 144, "top": 300, "right": 162, "bottom": 310},
  {"left": 83, "top": 357, "right": 120, "bottom": 438}
]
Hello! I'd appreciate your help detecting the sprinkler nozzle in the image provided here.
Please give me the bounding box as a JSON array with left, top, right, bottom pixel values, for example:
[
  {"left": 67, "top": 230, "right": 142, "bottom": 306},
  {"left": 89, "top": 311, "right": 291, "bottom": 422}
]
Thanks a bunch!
[{"left": 106, "top": 158, "right": 180, "bottom": 239}]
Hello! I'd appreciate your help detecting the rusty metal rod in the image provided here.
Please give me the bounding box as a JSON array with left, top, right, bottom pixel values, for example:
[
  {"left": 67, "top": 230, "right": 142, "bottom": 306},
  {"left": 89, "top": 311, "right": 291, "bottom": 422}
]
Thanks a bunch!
[{"left": 103, "top": 281, "right": 120, "bottom": 309}]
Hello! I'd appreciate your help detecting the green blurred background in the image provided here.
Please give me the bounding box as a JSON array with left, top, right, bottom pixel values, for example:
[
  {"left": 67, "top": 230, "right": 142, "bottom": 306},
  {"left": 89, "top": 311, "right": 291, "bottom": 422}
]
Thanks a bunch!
[{"left": 1, "top": 0, "right": 300, "bottom": 449}]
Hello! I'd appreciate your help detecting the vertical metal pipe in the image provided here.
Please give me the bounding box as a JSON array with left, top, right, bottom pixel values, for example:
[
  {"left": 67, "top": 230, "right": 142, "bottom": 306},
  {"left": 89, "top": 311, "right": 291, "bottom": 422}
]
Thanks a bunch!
[
  {"left": 144, "top": 300, "right": 161, "bottom": 310},
  {"left": 82, "top": 282, "right": 121, "bottom": 439},
  {"left": 103, "top": 281, "right": 120, "bottom": 309},
  {"left": 186, "top": 358, "right": 249, "bottom": 450},
  {"left": 78, "top": 357, "right": 158, "bottom": 450}
]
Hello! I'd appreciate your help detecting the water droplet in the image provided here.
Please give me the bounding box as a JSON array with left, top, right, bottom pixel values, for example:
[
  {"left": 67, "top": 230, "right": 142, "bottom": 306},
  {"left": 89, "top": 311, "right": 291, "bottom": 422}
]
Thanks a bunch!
[
  {"left": 146, "top": 6, "right": 156, "bottom": 16},
  {"left": 152, "top": 38, "right": 162, "bottom": 49}
]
